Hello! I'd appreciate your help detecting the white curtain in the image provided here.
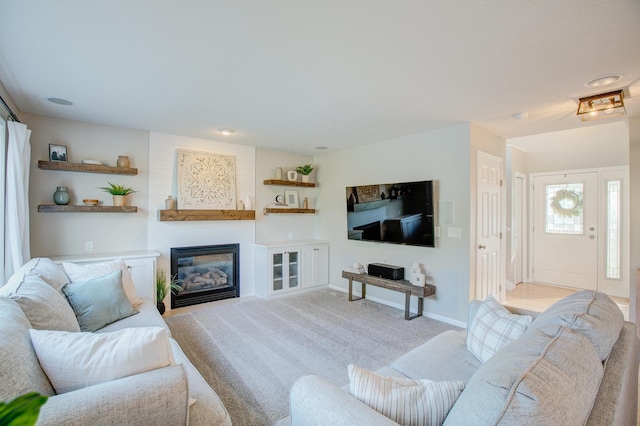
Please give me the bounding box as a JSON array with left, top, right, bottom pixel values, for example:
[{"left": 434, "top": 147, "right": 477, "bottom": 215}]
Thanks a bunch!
[{"left": 4, "top": 121, "right": 31, "bottom": 281}]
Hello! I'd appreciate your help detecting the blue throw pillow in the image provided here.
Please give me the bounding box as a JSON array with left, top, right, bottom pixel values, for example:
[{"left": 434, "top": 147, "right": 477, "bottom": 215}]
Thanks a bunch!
[{"left": 62, "top": 270, "right": 138, "bottom": 332}]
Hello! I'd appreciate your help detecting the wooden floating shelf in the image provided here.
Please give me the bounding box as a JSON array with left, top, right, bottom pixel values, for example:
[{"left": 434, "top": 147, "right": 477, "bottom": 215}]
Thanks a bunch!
[
  {"left": 263, "top": 208, "right": 316, "bottom": 214},
  {"left": 38, "top": 205, "right": 138, "bottom": 213},
  {"left": 158, "top": 209, "right": 256, "bottom": 221},
  {"left": 263, "top": 179, "right": 316, "bottom": 188},
  {"left": 38, "top": 161, "right": 138, "bottom": 175}
]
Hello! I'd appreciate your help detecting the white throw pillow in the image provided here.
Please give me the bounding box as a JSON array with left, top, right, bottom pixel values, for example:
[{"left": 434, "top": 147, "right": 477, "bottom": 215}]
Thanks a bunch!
[
  {"left": 348, "top": 364, "right": 464, "bottom": 426},
  {"left": 29, "top": 327, "right": 175, "bottom": 394},
  {"left": 466, "top": 295, "right": 532, "bottom": 363},
  {"left": 62, "top": 259, "right": 140, "bottom": 306}
]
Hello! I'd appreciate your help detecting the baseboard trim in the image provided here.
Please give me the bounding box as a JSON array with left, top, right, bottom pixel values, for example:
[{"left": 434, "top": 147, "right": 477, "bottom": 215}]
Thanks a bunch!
[{"left": 328, "top": 284, "right": 467, "bottom": 329}]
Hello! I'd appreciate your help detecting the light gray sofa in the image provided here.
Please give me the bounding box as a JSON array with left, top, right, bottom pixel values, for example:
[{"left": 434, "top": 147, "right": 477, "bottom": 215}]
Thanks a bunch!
[
  {"left": 0, "top": 257, "right": 231, "bottom": 426},
  {"left": 284, "top": 291, "right": 640, "bottom": 425}
]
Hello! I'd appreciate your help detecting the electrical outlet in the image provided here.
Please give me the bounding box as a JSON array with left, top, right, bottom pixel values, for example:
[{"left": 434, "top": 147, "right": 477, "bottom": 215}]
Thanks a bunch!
[
  {"left": 85, "top": 241, "right": 93, "bottom": 252},
  {"left": 288, "top": 231, "right": 293, "bottom": 240},
  {"left": 383, "top": 257, "right": 387, "bottom": 263},
  {"left": 435, "top": 226, "right": 441, "bottom": 237}
]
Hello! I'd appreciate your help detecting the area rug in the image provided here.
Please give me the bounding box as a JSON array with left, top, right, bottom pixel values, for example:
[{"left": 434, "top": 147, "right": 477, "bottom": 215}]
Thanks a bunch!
[{"left": 165, "top": 289, "right": 460, "bottom": 426}]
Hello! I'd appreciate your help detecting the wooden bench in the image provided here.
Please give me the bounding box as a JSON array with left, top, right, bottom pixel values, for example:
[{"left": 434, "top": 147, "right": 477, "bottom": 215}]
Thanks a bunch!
[{"left": 342, "top": 271, "right": 436, "bottom": 320}]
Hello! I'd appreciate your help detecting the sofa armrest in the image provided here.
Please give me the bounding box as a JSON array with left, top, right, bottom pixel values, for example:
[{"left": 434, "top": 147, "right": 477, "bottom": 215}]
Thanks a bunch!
[
  {"left": 37, "top": 365, "right": 189, "bottom": 426},
  {"left": 289, "top": 375, "right": 398, "bottom": 426}
]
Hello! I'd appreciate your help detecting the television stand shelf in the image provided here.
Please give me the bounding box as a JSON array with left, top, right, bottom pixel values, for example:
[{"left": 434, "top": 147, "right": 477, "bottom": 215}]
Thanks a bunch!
[{"left": 342, "top": 271, "right": 435, "bottom": 320}]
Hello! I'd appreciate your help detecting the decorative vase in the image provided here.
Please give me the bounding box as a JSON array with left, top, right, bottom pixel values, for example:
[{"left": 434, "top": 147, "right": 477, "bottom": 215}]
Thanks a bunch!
[
  {"left": 275, "top": 167, "right": 283, "bottom": 180},
  {"left": 244, "top": 195, "right": 252, "bottom": 210},
  {"left": 302, "top": 197, "right": 309, "bottom": 209},
  {"left": 165, "top": 195, "right": 175, "bottom": 210},
  {"left": 53, "top": 186, "right": 70, "bottom": 205},
  {"left": 117, "top": 156, "right": 130, "bottom": 168},
  {"left": 302, "top": 175, "right": 310, "bottom": 183},
  {"left": 113, "top": 195, "right": 125, "bottom": 207},
  {"left": 287, "top": 170, "right": 298, "bottom": 181},
  {"left": 156, "top": 302, "right": 166, "bottom": 315}
]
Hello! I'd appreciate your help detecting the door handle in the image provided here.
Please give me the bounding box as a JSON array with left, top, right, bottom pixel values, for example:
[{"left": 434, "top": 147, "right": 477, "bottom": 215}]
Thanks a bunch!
[
  {"left": 478, "top": 245, "right": 486, "bottom": 249},
  {"left": 589, "top": 235, "right": 595, "bottom": 240}
]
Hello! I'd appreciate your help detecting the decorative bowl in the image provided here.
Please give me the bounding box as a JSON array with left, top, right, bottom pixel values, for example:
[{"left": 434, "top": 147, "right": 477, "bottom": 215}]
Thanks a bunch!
[{"left": 83, "top": 199, "right": 99, "bottom": 206}]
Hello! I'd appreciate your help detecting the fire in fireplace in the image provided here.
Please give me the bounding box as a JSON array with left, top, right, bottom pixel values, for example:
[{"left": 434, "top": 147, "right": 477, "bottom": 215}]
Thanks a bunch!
[{"left": 170, "top": 243, "right": 239, "bottom": 309}]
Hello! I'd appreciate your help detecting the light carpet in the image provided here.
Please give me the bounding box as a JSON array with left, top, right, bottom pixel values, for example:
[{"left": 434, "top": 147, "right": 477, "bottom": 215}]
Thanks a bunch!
[{"left": 165, "top": 289, "right": 460, "bottom": 426}]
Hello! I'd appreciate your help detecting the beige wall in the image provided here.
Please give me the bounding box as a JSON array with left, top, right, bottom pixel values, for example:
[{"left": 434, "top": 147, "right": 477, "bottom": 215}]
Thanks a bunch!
[
  {"left": 508, "top": 121, "right": 629, "bottom": 173},
  {"left": 25, "top": 113, "right": 149, "bottom": 257},
  {"left": 255, "top": 148, "right": 315, "bottom": 243},
  {"left": 313, "top": 123, "right": 476, "bottom": 325}
]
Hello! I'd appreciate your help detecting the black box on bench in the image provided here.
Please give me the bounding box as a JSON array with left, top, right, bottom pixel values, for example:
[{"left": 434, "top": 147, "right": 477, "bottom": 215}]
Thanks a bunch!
[{"left": 368, "top": 263, "right": 405, "bottom": 280}]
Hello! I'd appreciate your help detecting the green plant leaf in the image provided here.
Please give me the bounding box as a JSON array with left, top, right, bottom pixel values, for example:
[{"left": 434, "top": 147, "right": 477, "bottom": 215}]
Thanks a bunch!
[
  {"left": 97, "top": 182, "right": 136, "bottom": 196},
  {"left": 0, "top": 392, "right": 48, "bottom": 426}
]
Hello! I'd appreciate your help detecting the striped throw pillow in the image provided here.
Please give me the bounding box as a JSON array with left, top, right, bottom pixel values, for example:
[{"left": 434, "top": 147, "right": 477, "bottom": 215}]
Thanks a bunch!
[
  {"left": 466, "top": 295, "right": 532, "bottom": 363},
  {"left": 348, "top": 364, "right": 464, "bottom": 426}
]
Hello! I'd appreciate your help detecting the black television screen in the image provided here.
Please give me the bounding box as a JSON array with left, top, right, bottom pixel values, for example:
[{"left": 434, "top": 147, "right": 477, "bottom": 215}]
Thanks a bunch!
[{"left": 346, "top": 180, "right": 435, "bottom": 247}]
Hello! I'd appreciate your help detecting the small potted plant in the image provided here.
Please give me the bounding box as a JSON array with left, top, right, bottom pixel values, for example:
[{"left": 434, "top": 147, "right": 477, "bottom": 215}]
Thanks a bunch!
[
  {"left": 296, "top": 164, "right": 314, "bottom": 183},
  {"left": 98, "top": 182, "right": 136, "bottom": 206},
  {"left": 156, "top": 268, "right": 181, "bottom": 315}
]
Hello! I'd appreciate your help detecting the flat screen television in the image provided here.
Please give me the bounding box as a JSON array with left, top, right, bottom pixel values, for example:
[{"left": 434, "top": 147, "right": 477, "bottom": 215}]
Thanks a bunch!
[{"left": 346, "top": 180, "right": 435, "bottom": 247}]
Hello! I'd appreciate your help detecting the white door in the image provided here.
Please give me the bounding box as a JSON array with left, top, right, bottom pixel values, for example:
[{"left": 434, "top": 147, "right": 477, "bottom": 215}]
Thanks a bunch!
[
  {"left": 476, "top": 152, "right": 503, "bottom": 301},
  {"left": 513, "top": 174, "right": 525, "bottom": 285},
  {"left": 532, "top": 172, "right": 598, "bottom": 290}
]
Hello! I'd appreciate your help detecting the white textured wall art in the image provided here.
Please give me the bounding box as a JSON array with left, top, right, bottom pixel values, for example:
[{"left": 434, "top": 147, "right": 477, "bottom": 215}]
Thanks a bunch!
[{"left": 178, "top": 149, "right": 236, "bottom": 209}]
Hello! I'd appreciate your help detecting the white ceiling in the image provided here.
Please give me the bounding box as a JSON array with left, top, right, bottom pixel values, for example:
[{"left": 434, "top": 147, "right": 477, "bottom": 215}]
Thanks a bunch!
[{"left": 1, "top": 1, "right": 639, "bottom": 154}]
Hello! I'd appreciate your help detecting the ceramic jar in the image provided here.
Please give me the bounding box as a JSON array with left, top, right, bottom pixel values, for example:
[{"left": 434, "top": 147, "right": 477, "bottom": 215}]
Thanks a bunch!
[
  {"left": 275, "top": 167, "right": 283, "bottom": 180},
  {"left": 53, "top": 186, "right": 70, "bottom": 205},
  {"left": 287, "top": 170, "right": 298, "bottom": 181},
  {"left": 117, "top": 156, "right": 130, "bottom": 168},
  {"left": 165, "top": 195, "right": 175, "bottom": 210}
]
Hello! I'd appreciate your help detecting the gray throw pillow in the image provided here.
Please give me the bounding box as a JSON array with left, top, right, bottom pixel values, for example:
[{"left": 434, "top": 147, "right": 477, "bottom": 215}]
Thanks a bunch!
[
  {"left": 62, "top": 270, "right": 138, "bottom": 332},
  {"left": 8, "top": 273, "right": 80, "bottom": 332}
]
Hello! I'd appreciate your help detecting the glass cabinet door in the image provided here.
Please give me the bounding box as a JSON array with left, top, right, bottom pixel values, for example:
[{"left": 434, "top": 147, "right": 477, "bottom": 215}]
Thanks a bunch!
[
  {"left": 272, "top": 252, "right": 283, "bottom": 291},
  {"left": 288, "top": 251, "right": 299, "bottom": 288}
]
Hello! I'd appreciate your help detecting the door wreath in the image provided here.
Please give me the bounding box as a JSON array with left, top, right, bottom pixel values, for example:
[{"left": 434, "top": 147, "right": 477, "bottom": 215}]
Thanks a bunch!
[{"left": 551, "top": 190, "right": 582, "bottom": 217}]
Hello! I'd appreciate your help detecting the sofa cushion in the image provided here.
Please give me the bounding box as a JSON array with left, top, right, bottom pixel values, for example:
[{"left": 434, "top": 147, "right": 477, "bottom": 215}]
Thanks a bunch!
[
  {"left": 391, "top": 330, "right": 481, "bottom": 383},
  {"left": 63, "top": 259, "right": 140, "bottom": 306},
  {"left": 62, "top": 270, "right": 138, "bottom": 332},
  {"left": 466, "top": 295, "right": 532, "bottom": 363},
  {"left": 444, "top": 324, "right": 603, "bottom": 425},
  {"left": 348, "top": 364, "right": 464, "bottom": 426},
  {"left": 0, "top": 297, "right": 55, "bottom": 400},
  {"left": 30, "top": 327, "right": 175, "bottom": 394},
  {"left": 7, "top": 273, "right": 80, "bottom": 332},
  {"left": 528, "top": 290, "right": 623, "bottom": 361},
  {"left": 97, "top": 298, "right": 171, "bottom": 337}
]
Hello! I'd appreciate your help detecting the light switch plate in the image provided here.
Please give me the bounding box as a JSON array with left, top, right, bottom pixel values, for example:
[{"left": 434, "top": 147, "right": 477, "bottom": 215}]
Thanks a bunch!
[{"left": 447, "top": 227, "right": 462, "bottom": 238}]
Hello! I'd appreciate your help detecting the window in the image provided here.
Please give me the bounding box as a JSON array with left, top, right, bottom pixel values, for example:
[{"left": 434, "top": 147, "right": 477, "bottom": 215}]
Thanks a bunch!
[
  {"left": 0, "top": 117, "right": 5, "bottom": 280},
  {"left": 605, "top": 179, "right": 621, "bottom": 280},
  {"left": 544, "top": 182, "right": 584, "bottom": 235}
]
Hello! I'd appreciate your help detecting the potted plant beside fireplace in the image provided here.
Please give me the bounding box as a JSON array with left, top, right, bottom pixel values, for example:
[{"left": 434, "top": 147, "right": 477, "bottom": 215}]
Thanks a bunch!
[{"left": 156, "top": 268, "right": 180, "bottom": 315}]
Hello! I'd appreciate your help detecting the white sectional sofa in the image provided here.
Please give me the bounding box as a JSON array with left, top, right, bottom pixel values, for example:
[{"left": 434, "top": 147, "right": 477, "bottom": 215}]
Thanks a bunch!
[
  {"left": 284, "top": 291, "right": 640, "bottom": 425},
  {"left": 0, "top": 257, "right": 231, "bottom": 426}
]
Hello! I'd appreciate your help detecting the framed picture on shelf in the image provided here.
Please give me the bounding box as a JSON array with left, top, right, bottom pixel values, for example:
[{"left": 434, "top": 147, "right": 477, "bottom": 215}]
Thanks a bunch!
[
  {"left": 49, "top": 144, "right": 68, "bottom": 162},
  {"left": 284, "top": 189, "right": 299, "bottom": 208}
]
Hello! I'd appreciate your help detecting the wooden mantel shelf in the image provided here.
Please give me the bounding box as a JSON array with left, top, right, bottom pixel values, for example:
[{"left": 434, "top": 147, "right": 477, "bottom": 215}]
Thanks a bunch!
[
  {"left": 263, "top": 208, "right": 316, "bottom": 214},
  {"left": 263, "top": 179, "right": 316, "bottom": 188},
  {"left": 158, "top": 209, "right": 255, "bottom": 221},
  {"left": 38, "top": 161, "right": 138, "bottom": 175},
  {"left": 38, "top": 205, "right": 138, "bottom": 213}
]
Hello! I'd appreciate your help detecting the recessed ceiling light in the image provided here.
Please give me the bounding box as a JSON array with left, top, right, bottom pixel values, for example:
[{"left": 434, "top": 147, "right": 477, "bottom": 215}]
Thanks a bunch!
[
  {"left": 584, "top": 74, "right": 623, "bottom": 88},
  {"left": 47, "top": 97, "right": 73, "bottom": 106},
  {"left": 314, "top": 146, "right": 328, "bottom": 150},
  {"left": 218, "top": 129, "right": 235, "bottom": 136},
  {"left": 513, "top": 112, "right": 529, "bottom": 120}
]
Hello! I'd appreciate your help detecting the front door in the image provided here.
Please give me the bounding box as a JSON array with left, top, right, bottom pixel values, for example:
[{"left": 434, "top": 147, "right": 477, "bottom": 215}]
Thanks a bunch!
[{"left": 532, "top": 172, "right": 598, "bottom": 290}]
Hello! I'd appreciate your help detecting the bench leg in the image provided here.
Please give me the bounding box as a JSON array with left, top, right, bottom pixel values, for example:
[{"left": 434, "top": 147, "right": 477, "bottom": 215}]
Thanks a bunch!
[
  {"left": 404, "top": 292, "right": 423, "bottom": 321},
  {"left": 348, "top": 278, "right": 364, "bottom": 302}
]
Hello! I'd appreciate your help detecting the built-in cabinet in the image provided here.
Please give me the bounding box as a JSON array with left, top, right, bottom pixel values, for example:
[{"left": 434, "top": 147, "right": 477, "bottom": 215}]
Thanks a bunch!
[
  {"left": 50, "top": 250, "right": 159, "bottom": 303},
  {"left": 255, "top": 240, "right": 329, "bottom": 298}
]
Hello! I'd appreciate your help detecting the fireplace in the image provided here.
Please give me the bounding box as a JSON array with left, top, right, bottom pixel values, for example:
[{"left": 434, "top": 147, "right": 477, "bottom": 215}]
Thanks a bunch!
[{"left": 171, "top": 244, "right": 240, "bottom": 309}]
